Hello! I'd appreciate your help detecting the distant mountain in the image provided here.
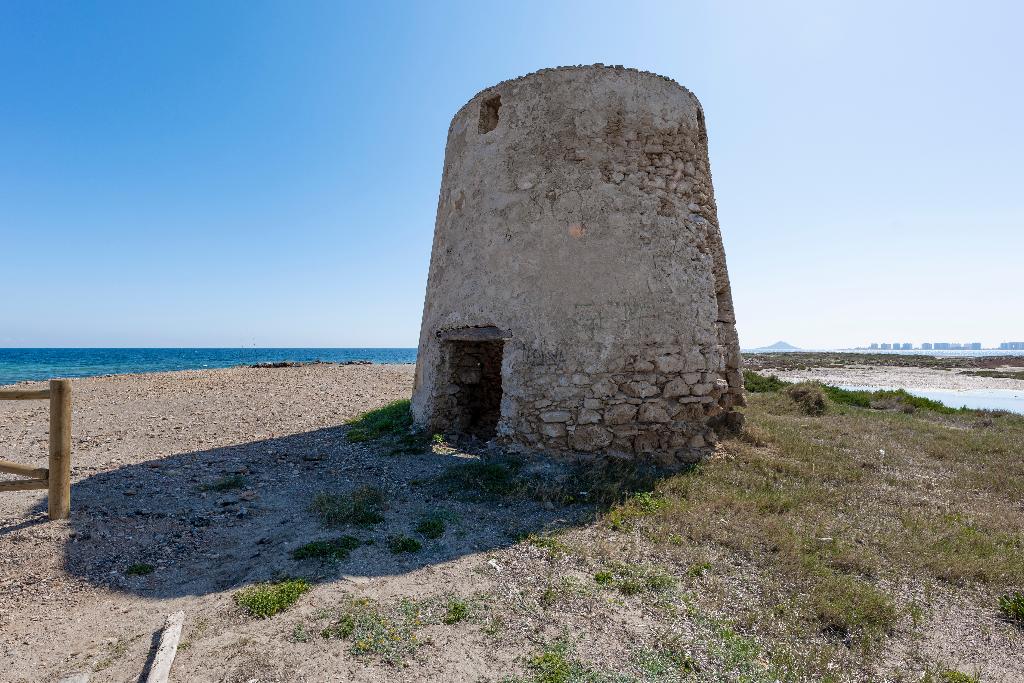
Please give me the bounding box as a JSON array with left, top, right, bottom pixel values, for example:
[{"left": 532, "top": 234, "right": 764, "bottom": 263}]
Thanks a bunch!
[{"left": 752, "top": 341, "right": 801, "bottom": 351}]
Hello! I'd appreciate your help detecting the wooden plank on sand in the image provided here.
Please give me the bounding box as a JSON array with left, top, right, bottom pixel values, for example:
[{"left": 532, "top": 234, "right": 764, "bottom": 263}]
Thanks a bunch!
[{"left": 145, "top": 611, "right": 185, "bottom": 683}]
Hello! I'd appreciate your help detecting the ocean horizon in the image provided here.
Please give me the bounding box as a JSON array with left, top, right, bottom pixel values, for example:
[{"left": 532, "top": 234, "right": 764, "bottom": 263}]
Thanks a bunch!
[{"left": 0, "top": 348, "right": 418, "bottom": 385}]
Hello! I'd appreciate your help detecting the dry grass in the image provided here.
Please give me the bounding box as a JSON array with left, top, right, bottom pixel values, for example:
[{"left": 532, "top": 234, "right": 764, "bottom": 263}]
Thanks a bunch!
[{"left": 579, "top": 388, "right": 1024, "bottom": 676}]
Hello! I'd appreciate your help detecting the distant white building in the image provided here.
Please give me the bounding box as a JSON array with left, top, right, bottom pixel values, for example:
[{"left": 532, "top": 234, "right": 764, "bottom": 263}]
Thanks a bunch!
[{"left": 921, "top": 343, "right": 933, "bottom": 350}]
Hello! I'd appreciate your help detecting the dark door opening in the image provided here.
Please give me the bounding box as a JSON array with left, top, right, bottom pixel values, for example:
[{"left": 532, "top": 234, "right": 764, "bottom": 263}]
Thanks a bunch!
[{"left": 447, "top": 339, "right": 504, "bottom": 440}]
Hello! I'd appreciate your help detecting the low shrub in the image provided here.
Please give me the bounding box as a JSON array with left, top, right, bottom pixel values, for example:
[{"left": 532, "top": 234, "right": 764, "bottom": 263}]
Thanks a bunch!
[
  {"left": 292, "top": 536, "right": 361, "bottom": 562},
  {"left": 823, "top": 385, "right": 957, "bottom": 414},
  {"left": 199, "top": 474, "right": 247, "bottom": 492},
  {"left": 126, "top": 562, "right": 155, "bottom": 576},
  {"left": 787, "top": 382, "right": 827, "bottom": 416},
  {"left": 415, "top": 514, "right": 445, "bottom": 539},
  {"left": 388, "top": 535, "right": 422, "bottom": 554},
  {"left": 743, "top": 370, "right": 791, "bottom": 393}
]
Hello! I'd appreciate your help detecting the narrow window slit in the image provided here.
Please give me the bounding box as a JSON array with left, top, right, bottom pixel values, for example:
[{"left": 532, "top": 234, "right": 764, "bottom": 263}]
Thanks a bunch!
[{"left": 478, "top": 94, "right": 501, "bottom": 134}]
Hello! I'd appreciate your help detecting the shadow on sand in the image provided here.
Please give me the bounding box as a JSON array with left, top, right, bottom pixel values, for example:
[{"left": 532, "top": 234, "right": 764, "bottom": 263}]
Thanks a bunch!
[{"left": 27, "top": 425, "right": 620, "bottom": 600}]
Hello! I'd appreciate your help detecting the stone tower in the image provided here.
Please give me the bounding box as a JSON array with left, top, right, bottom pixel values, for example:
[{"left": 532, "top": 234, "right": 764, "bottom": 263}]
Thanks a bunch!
[{"left": 412, "top": 65, "right": 743, "bottom": 465}]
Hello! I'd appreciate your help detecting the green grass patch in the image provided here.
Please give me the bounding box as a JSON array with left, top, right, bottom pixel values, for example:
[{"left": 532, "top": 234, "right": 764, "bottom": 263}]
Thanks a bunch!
[
  {"left": 415, "top": 514, "right": 445, "bottom": 539},
  {"left": 607, "top": 491, "right": 668, "bottom": 531},
  {"left": 125, "top": 562, "right": 155, "bottom": 576},
  {"left": 436, "top": 458, "right": 522, "bottom": 499},
  {"left": 199, "top": 474, "right": 247, "bottom": 492},
  {"left": 388, "top": 535, "right": 422, "bottom": 554},
  {"left": 344, "top": 399, "right": 437, "bottom": 454},
  {"left": 807, "top": 571, "right": 897, "bottom": 644},
  {"left": 345, "top": 399, "right": 413, "bottom": 442},
  {"left": 292, "top": 535, "right": 362, "bottom": 562},
  {"left": 311, "top": 485, "right": 385, "bottom": 527},
  {"left": 527, "top": 640, "right": 590, "bottom": 683},
  {"left": 234, "top": 578, "right": 311, "bottom": 618},
  {"left": 998, "top": 591, "right": 1024, "bottom": 625}
]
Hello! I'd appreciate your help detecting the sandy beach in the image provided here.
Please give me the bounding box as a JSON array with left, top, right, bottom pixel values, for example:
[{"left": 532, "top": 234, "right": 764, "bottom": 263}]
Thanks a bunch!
[{"left": 1, "top": 363, "right": 1022, "bottom": 682}]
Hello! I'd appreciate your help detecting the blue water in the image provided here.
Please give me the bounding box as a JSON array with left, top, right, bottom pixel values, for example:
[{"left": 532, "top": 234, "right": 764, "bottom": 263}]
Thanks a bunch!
[{"left": 0, "top": 348, "right": 418, "bottom": 385}]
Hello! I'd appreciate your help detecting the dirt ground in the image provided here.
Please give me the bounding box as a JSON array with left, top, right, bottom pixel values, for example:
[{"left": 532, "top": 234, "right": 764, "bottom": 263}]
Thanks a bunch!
[{"left": 1, "top": 364, "right": 1021, "bottom": 682}]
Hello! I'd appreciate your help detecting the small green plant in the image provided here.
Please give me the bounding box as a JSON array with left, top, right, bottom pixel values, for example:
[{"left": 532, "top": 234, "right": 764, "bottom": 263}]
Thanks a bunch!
[
  {"left": 199, "top": 474, "right": 247, "bottom": 492},
  {"left": 321, "top": 598, "right": 419, "bottom": 664},
  {"left": 526, "top": 533, "right": 571, "bottom": 557},
  {"left": 415, "top": 514, "right": 446, "bottom": 539},
  {"left": 688, "top": 561, "right": 713, "bottom": 577},
  {"left": 125, "top": 562, "right": 155, "bottom": 576},
  {"left": 291, "top": 623, "right": 313, "bottom": 643},
  {"left": 743, "top": 370, "right": 791, "bottom": 393},
  {"left": 528, "top": 640, "right": 587, "bottom": 683},
  {"left": 292, "top": 535, "right": 361, "bottom": 562},
  {"left": 388, "top": 535, "right": 422, "bottom": 554},
  {"left": 633, "top": 638, "right": 698, "bottom": 676},
  {"left": 234, "top": 578, "right": 311, "bottom": 618},
  {"left": 592, "top": 562, "right": 675, "bottom": 596},
  {"left": 311, "top": 485, "right": 385, "bottom": 527},
  {"left": 938, "top": 670, "right": 980, "bottom": 683},
  {"left": 442, "top": 597, "right": 471, "bottom": 624},
  {"left": 998, "top": 591, "right": 1024, "bottom": 625}
]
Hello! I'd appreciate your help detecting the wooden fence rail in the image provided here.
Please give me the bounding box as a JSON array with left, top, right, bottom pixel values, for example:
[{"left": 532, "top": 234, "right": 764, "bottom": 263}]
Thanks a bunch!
[{"left": 0, "top": 379, "right": 72, "bottom": 519}]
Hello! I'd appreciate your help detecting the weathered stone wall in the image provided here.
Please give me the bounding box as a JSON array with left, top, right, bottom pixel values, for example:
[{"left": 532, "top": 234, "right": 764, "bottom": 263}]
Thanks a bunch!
[{"left": 412, "top": 65, "right": 743, "bottom": 465}]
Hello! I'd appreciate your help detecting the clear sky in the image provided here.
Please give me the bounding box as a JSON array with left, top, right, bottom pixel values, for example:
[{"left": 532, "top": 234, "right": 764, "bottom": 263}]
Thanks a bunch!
[{"left": 2, "top": 1, "right": 1021, "bottom": 349}]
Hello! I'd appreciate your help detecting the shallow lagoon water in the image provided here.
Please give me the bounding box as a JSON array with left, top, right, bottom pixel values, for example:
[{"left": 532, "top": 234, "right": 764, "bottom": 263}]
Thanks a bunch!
[{"left": 840, "top": 385, "right": 1024, "bottom": 415}]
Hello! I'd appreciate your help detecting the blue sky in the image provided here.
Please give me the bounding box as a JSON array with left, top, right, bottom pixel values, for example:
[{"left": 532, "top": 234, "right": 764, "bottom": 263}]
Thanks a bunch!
[{"left": 2, "top": 1, "right": 1021, "bottom": 349}]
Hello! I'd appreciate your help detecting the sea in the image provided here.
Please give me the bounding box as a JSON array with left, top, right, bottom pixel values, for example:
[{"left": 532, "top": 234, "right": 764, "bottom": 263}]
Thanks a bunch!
[{"left": 0, "top": 348, "right": 417, "bottom": 385}]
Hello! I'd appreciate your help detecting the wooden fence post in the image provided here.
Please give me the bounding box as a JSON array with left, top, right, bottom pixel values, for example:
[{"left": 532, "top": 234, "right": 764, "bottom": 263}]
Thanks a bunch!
[{"left": 48, "top": 379, "right": 71, "bottom": 520}]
